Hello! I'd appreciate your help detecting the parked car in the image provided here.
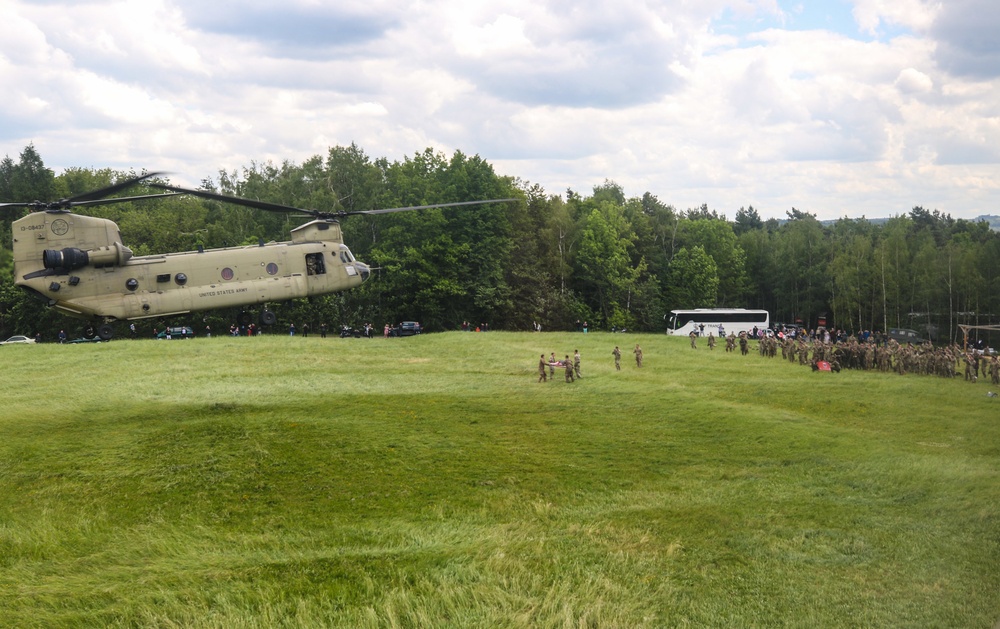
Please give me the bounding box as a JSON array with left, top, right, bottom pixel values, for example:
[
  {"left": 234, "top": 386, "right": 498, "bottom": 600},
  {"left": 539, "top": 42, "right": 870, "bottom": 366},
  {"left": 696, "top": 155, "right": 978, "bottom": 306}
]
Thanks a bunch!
[
  {"left": 888, "top": 328, "right": 926, "bottom": 344},
  {"left": 389, "top": 321, "right": 422, "bottom": 337},
  {"left": 0, "top": 335, "right": 36, "bottom": 345},
  {"left": 156, "top": 326, "right": 195, "bottom": 339}
]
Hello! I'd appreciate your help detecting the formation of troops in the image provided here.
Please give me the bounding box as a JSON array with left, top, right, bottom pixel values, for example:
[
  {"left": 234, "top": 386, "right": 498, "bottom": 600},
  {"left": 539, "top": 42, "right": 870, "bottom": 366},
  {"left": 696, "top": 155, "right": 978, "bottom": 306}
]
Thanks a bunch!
[
  {"left": 536, "top": 327, "right": 999, "bottom": 386},
  {"left": 697, "top": 329, "right": 1000, "bottom": 384}
]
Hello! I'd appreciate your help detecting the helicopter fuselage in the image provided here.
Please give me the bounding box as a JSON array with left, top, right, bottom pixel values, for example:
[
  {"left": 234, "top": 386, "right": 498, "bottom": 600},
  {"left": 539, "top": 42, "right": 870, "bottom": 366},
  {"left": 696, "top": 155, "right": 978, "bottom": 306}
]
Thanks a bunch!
[{"left": 12, "top": 211, "right": 370, "bottom": 326}]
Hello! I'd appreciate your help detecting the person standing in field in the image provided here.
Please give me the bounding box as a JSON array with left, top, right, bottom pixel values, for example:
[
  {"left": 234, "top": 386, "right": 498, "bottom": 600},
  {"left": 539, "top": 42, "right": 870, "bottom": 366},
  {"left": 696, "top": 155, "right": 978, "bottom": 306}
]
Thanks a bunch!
[
  {"left": 538, "top": 354, "right": 548, "bottom": 382},
  {"left": 633, "top": 344, "right": 643, "bottom": 367},
  {"left": 574, "top": 349, "right": 582, "bottom": 379},
  {"left": 707, "top": 332, "right": 716, "bottom": 350},
  {"left": 689, "top": 330, "right": 698, "bottom": 349},
  {"left": 549, "top": 352, "right": 557, "bottom": 380},
  {"left": 564, "top": 355, "right": 575, "bottom": 382},
  {"left": 612, "top": 346, "right": 621, "bottom": 371}
]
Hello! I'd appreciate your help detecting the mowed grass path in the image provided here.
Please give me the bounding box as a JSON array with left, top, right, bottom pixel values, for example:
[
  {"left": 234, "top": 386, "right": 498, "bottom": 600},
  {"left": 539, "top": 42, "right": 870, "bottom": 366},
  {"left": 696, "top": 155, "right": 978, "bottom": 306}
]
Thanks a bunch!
[{"left": 0, "top": 331, "right": 997, "bottom": 627}]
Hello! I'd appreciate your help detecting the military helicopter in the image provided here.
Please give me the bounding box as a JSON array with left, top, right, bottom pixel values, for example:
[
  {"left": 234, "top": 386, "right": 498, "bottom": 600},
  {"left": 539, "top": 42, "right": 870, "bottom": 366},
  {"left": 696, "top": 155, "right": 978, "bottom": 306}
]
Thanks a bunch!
[{"left": 7, "top": 172, "right": 515, "bottom": 340}]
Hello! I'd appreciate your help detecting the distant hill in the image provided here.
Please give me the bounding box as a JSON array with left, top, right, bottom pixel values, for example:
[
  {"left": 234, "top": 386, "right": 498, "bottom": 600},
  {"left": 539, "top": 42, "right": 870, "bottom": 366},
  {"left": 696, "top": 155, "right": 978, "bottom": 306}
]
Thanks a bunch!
[
  {"left": 818, "top": 215, "right": 1000, "bottom": 230},
  {"left": 974, "top": 215, "right": 1000, "bottom": 231}
]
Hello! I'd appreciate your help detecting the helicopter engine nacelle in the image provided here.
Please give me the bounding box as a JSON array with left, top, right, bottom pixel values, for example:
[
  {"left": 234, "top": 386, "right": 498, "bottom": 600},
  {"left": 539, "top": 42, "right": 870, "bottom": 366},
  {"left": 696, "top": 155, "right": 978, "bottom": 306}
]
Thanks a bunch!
[{"left": 42, "top": 242, "right": 134, "bottom": 271}]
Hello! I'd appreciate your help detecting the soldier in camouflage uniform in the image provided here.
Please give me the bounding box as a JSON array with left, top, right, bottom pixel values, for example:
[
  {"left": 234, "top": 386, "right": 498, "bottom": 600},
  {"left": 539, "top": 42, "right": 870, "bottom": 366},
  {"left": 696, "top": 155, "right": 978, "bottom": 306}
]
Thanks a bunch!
[
  {"left": 564, "top": 355, "right": 575, "bottom": 382},
  {"left": 574, "top": 349, "right": 582, "bottom": 379},
  {"left": 612, "top": 346, "right": 621, "bottom": 370},
  {"left": 538, "top": 354, "right": 548, "bottom": 382}
]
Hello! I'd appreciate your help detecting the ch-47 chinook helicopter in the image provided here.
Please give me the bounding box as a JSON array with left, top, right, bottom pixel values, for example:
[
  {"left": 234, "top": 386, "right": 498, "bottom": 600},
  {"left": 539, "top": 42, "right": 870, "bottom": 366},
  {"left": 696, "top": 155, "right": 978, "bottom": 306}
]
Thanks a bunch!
[{"left": 7, "top": 172, "right": 515, "bottom": 340}]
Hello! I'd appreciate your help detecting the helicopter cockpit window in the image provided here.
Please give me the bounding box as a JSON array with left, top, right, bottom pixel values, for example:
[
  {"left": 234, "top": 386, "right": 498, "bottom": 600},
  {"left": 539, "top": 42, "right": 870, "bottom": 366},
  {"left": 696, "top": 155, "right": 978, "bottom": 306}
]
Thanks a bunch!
[
  {"left": 339, "top": 247, "right": 355, "bottom": 264},
  {"left": 306, "top": 253, "right": 326, "bottom": 275}
]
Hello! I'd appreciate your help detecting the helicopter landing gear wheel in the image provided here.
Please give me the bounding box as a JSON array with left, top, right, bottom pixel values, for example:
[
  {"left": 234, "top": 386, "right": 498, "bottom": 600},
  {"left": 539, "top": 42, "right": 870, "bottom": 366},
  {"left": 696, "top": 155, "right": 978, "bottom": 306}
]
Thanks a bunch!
[
  {"left": 260, "top": 310, "right": 277, "bottom": 326},
  {"left": 97, "top": 324, "right": 115, "bottom": 341}
]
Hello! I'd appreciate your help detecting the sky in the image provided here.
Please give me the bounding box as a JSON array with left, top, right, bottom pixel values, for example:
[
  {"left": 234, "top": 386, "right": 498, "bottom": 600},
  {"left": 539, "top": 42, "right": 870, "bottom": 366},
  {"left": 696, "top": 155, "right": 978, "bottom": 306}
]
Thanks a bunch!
[{"left": 2, "top": 0, "right": 999, "bottom": 221}]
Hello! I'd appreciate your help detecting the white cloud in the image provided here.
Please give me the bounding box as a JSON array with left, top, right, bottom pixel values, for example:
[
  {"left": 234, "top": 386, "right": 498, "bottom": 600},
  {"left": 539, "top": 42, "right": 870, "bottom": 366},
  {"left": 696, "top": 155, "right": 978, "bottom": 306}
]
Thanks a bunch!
[
  {"left": 851, "top": 0, "right": 939, "bottom": 35},
  {"left": 895, "top": 68, "right": 933, "bottom": 94}
]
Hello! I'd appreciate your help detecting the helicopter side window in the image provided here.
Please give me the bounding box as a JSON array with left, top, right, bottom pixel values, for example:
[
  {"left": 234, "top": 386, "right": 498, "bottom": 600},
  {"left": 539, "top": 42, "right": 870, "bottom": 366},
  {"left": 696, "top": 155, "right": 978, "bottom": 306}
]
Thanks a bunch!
[{"left": 306, "top": 253, "right": 326, "bottom": 275}]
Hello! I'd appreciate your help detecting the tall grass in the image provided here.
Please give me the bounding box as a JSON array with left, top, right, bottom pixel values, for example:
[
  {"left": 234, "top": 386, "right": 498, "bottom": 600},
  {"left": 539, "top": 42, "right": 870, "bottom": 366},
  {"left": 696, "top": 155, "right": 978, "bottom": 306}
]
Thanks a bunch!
[{"left": 0, "top": 332, "right": 997, "bottom": 627}]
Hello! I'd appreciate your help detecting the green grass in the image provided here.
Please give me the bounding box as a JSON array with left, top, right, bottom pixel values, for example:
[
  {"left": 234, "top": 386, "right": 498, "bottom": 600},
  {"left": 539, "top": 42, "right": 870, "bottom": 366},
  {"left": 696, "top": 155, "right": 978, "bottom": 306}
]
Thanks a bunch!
[{"left": 0, "top": 332, "right": 998, "bottom": 627}]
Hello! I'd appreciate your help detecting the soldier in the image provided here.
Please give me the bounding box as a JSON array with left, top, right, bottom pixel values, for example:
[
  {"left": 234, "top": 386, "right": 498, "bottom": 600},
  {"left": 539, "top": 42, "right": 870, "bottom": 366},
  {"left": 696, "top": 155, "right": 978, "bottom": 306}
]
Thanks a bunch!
[
  {"left": 574, "top": 349, "right": 582, "bottom": 379},
  {"left": 964, "top": 352, "right": 976, "bottom": 382},
  {"left": 538, "top": 354, "right": 548, "bottom": 382},
  {"left": 707, "top": 333, "right": 716, "bottom": 350},
  {"left": 549, "top": 352, "right": 557, "bottom": 380},
  {"left": 564, "top": 355, "right": 575, "bottom": 382},
  {"left": 991, "top": 356, "right": 1000, "bottom": 385},
  {"left": 689, "top": 330, "right": 698, "bottom": 349},
  {"left": 612, "top": 346, "right": 622, "bottom": 371},
  {"left": 633, "top": 344, "right": 643, "bottom": 367}
]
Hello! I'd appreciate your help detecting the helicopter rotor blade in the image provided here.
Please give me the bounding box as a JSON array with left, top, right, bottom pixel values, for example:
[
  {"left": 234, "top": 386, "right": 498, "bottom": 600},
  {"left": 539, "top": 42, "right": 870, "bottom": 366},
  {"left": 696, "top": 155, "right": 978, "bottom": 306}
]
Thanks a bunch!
[
  {"left": 1, "top": 171, "right": 170, "bottom": 213},
  {"left": 349, "top": 198, "right": 518, "bottom": 216},
  {"left": 153, "top": 183, "right": 518, "bottom": 219},
  {"left": 151, "top": 184, "right": 317, "bottom": 216},
  {"left": 71, "top": 192, "right": 182, "bottom": 207},
  {"left": 67, "top": 171, "right": 166, "bottom": 204}
]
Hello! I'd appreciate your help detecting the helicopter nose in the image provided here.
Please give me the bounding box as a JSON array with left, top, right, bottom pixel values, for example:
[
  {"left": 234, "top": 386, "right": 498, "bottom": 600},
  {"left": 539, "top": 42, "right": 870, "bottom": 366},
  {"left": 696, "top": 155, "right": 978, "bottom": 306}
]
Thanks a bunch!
[{"left": 356, "top": 262, "right": 370, "bottom": 282}]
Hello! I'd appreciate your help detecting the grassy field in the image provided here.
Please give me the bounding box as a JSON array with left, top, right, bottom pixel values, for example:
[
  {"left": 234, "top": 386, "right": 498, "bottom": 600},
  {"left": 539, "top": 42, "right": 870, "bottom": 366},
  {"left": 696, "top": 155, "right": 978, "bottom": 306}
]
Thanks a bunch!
[{"left": 0, "top": 331, "right": 998, "bottom": 628}]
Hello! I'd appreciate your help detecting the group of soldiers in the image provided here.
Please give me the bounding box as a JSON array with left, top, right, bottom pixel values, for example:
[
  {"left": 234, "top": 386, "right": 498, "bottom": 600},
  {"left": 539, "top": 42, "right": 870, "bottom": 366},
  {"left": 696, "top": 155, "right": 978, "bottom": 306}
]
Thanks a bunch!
[
  {"left": 539, "top": 350, "right": 583, "bottom": 382},
  {"left": 689, "top": 331, "right": 751, "bottom": 355},
  {"left": 709, "top": 330, "right": 1000, "bottom": 384},
  {"left": 538, "top": 344, "right": 645, "bottom": 382},
  {"left": 783, "top": 336, "right": 1000, "bottom": 383}
]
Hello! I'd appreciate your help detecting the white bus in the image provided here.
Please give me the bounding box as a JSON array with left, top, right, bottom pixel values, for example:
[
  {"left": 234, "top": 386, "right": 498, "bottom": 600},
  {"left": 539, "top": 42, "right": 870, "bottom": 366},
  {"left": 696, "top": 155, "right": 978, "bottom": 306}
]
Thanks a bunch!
[{"left": 666, "top": 309, "right": 770, "bottom": 337}]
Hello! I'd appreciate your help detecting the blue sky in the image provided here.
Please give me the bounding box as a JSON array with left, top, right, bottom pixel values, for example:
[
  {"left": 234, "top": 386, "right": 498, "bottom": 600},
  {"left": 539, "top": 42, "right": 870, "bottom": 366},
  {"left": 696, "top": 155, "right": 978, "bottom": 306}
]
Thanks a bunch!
[{"left": 1, "top": 0, "right": 998, "bottom": 221}]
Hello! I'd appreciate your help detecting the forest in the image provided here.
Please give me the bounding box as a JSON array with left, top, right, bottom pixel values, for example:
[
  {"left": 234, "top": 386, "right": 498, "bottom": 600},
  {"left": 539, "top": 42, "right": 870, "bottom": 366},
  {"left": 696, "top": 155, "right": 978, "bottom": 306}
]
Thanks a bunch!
[{"left": 2, "top": 143, "right": 999, "bottom": 344}]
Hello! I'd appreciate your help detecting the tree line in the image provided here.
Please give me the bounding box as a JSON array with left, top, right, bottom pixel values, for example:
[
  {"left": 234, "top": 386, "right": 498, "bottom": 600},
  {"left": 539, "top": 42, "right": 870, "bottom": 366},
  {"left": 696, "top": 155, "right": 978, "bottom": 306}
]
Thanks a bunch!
[{"left": 2, "top": 143, "right": 999, "bottom": 344}]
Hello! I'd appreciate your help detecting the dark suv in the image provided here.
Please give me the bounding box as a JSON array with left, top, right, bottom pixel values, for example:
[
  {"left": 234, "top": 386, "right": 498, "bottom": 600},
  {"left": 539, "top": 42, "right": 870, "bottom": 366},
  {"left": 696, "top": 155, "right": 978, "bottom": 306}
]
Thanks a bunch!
[
  {"left": 390, "top": 321, "right": 422, "bottom": 337},
  {"left": 156, "top": 326, "right": 195, "bottom": 339},
  {"left": 888, "top": 328, "right": 926, "bottom": 344}
]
